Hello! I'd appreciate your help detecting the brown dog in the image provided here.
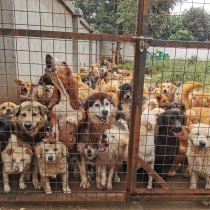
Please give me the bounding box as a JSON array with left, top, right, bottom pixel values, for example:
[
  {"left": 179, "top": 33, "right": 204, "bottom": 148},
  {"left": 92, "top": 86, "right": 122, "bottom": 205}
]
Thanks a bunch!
[
  {"left": 0, "top": 102, "right": 17, "bottom": 119},
  {"left": 15, "top": 79, "right": 36, "bottom": 97}
]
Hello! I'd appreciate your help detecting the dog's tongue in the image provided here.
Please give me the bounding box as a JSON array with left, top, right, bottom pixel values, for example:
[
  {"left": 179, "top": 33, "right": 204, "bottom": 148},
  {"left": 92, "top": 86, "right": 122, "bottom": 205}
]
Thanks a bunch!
[
  {"left": 173, "top": 132, "right": 180, "bottom": 136},
  {"left": 99, "top": 139, "right": 108, "bottom": 152}
]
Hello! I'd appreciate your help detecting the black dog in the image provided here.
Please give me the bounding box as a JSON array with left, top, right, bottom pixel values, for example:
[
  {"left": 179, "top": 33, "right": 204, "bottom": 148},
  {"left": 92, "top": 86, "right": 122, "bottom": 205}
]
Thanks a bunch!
[
  {"left": 164, "top": 101, "right": 186, "bottom": 112},
  {"left": 0, "top": 117, "right": 15, "bottom": 152},
  {"left": 154, "top": 109, "right": 187, "bottom": 181}
]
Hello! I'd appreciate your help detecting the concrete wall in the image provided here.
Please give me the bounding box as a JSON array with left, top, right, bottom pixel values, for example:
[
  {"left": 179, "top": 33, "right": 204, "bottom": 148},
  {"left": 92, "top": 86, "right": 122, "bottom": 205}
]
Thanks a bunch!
[
  {"left": 101, "top": 41, "right": 209, "bottom": 62},
  {"left": 0, "top": 0, "right": 100, "bottom": 103}
]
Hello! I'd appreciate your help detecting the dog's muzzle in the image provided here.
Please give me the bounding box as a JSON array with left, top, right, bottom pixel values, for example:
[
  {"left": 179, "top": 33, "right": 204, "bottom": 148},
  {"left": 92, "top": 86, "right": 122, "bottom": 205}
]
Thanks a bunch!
[
  {"left": 198, "top": 140, "right": 206, "bottom": 148},
  {"left": 24, "top": 122, "right": 34, "bottom": 133},
  {"left": 99, "top": 134, "right": 108, "bottom": 152}
]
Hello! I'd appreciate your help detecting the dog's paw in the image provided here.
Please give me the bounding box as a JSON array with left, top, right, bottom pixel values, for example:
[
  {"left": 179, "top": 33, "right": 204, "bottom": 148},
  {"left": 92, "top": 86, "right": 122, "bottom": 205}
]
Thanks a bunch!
[
  {"left": 168, "top": 170, "right": 176, "bottom": 177},
  {"left": 4, "top": 184, "right": 11, "bottom": 193},
  {"left": 63, "top": 187, "right": 71, "bottom": 194},
  {"left": 100, "top": 182, "right": 106, "bottom": 190},
  {"left": 114, "top": 175, "right": 121, "bottom": 183},
  {"left": 66, "top": 116, "right": 77, "bottom": 125},
  {"left": 19, "top": 183, "right": 27, "bottom": 190},
  {"left": 201, "top": 200, "right": 210, "bottom": 205},
  {"left": 33, "top": 181, "right": 42, "bottom": 189},
  {"left": 107, "top": 183, "right": 113, "bottom": 191},
  {"left": 80, "top": 181, "right": 90, "bottom": 189},
  {"left": 45, "top": 191, "right": 52, "bottom": 194}
]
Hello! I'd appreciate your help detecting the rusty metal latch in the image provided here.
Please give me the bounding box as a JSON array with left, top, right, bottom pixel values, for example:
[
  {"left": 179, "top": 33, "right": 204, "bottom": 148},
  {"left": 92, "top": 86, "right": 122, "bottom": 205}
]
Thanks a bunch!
[{"left": 132, "top": 36, "right": 153, "bottom": 52}]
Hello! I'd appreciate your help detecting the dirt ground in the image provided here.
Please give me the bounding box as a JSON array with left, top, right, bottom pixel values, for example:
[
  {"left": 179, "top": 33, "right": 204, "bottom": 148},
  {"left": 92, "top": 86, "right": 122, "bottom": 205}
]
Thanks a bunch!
[{"left": 0, "top": 201, "right": 210, "bottom": 210}]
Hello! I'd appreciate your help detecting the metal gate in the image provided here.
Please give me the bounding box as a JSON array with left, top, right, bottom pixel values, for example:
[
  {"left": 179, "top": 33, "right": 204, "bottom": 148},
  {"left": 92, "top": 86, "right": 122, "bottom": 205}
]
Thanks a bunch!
[{"left": 0, "top": 0, "right": 210, "bottom": 202}]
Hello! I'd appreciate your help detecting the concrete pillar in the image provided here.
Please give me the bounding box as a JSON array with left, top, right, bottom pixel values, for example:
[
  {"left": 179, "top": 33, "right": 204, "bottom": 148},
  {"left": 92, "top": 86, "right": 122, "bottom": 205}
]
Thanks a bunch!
[{"left": 0, "top": 0, "right": 18, "bottom": 104}]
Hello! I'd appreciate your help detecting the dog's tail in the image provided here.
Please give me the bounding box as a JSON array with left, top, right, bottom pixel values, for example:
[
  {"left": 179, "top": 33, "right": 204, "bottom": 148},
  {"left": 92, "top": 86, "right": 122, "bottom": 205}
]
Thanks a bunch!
[{"left": 181, "top": 81, "right": 204, "bottom": 108}]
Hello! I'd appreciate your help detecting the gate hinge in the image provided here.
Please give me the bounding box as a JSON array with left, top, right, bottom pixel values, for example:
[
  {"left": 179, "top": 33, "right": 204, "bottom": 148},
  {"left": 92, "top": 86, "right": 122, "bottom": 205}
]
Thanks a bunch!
[{"left": 132, "top": 36, "right": 153, "bottom": 52}]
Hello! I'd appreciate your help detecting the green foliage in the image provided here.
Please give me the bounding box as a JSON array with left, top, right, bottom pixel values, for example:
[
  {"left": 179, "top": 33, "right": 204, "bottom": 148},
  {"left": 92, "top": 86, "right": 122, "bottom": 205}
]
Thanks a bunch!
[{"left": 169, "top": 30, "right": 195, "bottom": 41}]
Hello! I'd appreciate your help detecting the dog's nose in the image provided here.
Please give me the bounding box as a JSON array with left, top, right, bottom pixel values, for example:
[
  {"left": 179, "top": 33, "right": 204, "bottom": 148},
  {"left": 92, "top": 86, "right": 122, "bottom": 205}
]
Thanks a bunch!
[
  {"left": 46, "top": 54, "right": 52, "bottom": 59},
  {"left": 24, "top": 123, "right": 32, "bottom": 129},
  {"left": 48, "top": 156, "right": 53, "bottom": 161},
  {"left": 87, "top": 149, "right": 91, "bottom": 154},
  {"left": 125, "top": 94, "right": 130, "bottom": 99},
  {"left": 14, "top": 166, "right": 19, "bottom": 172},
  {"left": 102, "top": 134, "right": 107, "bottom": 139},
  {"left": 102, "top": 110, "right": 108, "bottom": 116},
  {"left": 23, "top": 87, "right": 27, "bottom": 91},
  {"left": 164, "top": 89, "right": 167, "bottom": 93},
  {"left": 199, "top": 140, "right": 206, "bottom": 147}
]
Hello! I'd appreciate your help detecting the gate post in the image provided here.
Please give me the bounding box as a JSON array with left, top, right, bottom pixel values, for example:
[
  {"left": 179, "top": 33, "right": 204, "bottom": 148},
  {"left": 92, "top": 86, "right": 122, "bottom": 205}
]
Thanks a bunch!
[{"left": 126, "top": 0, "right": 151, "bottom": 195}]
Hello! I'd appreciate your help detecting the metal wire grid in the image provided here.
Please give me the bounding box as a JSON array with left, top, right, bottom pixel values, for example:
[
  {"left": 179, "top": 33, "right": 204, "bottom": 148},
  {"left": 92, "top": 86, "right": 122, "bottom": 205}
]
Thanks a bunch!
[{"left": 0, "top": 0, "right": 210, "bottom": 202}]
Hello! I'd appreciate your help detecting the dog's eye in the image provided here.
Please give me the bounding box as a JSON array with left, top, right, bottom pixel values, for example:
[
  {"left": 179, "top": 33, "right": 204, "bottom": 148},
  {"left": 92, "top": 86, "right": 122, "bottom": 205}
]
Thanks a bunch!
[
  {"left": 62, "top": 62, "right": 66, "bottom": 65},
  {"left": 33, "top": 113, "right": 37, "bottom": 117},
  {"left": 105, "top": 103, "right": 109, "bottom": 106},
  {"left": 2, "top": 106, "right": 5, "bottom": 110},
  {"left": 21, "top": 158, "right": 25, "bottom": 162},
  {"left": 21, "top": 113, "right": 26, "bottom": 117},
  {"left": 12, "top": 159, "right": 15, "bottom": 162},
  {"left": 11, "top": 106, "right": 14, "bottom": 108},
  {"left": 163, "top": 100, "right": 166, "bottom": 103},
  {"left": 21, "top": 84, "right": 24, "bottom": 86},
  {"left": 95, "top": 104, "right": 99, "bottom": 107},
  {"left": 163, "top": 86, "right": 165, "bottom": 88},
  {"left": 54, "top": 148, "right": 58, "bottom": 152},
  {"left": 45, "top": 149, "right": 48, "bottom": 152},
  {"left": 195, "top": 133, "right": 199, "bottom": 136},
  {"left": 111, "top": 135, "right": 115, "bottom": 138},
  {"left": 27, "top": 84, "right": 31, "bottom": 87}
]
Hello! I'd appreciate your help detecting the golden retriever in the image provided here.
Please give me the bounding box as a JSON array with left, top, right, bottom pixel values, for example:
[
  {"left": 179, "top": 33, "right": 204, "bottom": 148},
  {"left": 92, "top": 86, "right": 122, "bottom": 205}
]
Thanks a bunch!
[
  {"left": 35, "top": 139, "right": 71, "bottom": 194},
  {"left": 1, "top": 135, "right": 33, "bottom": 193}
]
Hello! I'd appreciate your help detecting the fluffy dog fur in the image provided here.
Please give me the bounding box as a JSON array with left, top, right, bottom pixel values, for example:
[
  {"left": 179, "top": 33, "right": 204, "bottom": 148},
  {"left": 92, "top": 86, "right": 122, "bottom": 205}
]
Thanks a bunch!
[
  {"left": 186, "top": 123, "right": 210, "bottom": 205},
  {"left": 0, "top": 102, "right": 17, "bottom": 119},
  {"left": 35, "top": 140, "right": 71, "bottom": 194},
  {"left": 160, "top": 82, "right": 176, "bottom": 102},
  {"left": 155, "top": 109, "right": 187, "bottom": 180},
  {"left": 81, "top": 75, "right": 96, "bottom": 89},
  {"left": 2, "top": 135, "right": 33, "bottom": 193},
  {"left": 77, "top": 92, "right": 116, "bottom": 189},
  {"left": 95, "top": 79, "right": 106, "bottom": 91}
]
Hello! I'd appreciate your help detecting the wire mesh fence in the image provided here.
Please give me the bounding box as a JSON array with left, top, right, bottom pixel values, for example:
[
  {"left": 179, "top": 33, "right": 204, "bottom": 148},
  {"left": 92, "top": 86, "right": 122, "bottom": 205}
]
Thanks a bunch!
[{"left": 0, "top": 0, "right": 210, "bottom": 203}]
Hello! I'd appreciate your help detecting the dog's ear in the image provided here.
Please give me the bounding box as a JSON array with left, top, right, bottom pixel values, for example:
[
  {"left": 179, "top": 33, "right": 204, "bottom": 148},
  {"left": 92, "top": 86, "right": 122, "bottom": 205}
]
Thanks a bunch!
[
  {"left": 31, "top": 83, "right": 36, "bottom": 87},
  {"left": 6, "top": 148, "right": 15, "bottom": 156},
  {"left": 25, "top": 148, "right": 33, "bottom": 156},
  {"left": 15, "top": 79, "right": 22, "bottom": 85},
  {"left": 13, "top": 105, "right": 20, "bottom": 116},
  {"left": 156, "top": 94, "right": 161, "bottom": 103},
  {"left": 39, "top": 104, "right": 48, "bottom": 115},
  {"left": 182, "top": 113, "right": 187, "bottom": 126},
  {"left": 35, "top": 145, "right": 42, "bottom": 159}
]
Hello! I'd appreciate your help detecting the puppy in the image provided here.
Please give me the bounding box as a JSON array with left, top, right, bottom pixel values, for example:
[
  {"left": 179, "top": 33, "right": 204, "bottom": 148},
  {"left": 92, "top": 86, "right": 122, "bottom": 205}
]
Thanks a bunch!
[
  {"left": 155, "top": 109, "right": 187, "bottom": 181},
  {"left": 2, "top": 135, "right": 33, "bottom": 193},
  {"left": 160, "top": 81, "right": 176, "bottom": 102},
  {"left": 155, "top": 94, "right": 169, "bottom": 109},
  {"left": 0, "top": 102, "right": 17, "bottom": 119},
  {"left": 186, "top": 123, "right": 210, "bottom": 205},
  {"left": 0, "top": 117, "right": 15, "bottom": 151},
  {"left": 35, "top": 139, "right": 71, "bottom": 194},
  {"left": 81, "top": 75, "right": 95, "bottom": 88},
  {"left": 15, "top": 79, "right": 36, "bottom": 97},
  {"left": 76, "top": 143, "right": 99, "bottom": 181},
  {"left": 117, "top": 83, "right": 132, "bottom": 124}
]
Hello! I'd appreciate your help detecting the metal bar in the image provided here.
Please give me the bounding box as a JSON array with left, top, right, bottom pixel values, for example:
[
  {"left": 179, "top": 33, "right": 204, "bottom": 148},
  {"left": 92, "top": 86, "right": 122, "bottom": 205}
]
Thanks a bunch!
[
  {"left": 126, "top": 0, "right": 151, "bottom": 195},
  {"left": 136, "top": 156, "right": 170, "bottom": 190},
  {"left": 1, "top": 28, "right": 210, "bottom": 49},
  {"left": 150, "top": 39, "right": 210, "bottom": 49},
  {"left": 0, "top": 28, "right": 134, "bottom": 43},
  {"left": 134, "top": 189, "right": 210, "bottom": 194}
]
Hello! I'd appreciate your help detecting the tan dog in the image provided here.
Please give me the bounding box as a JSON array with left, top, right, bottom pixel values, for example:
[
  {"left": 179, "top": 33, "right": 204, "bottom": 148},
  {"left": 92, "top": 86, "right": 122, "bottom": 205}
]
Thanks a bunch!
[
  {"left": 186, "top": 123, "right": 210, "bottom": 205},
  {"left": 95, "top": 79, "right": 106, "bottom": 91},
  {"left": 0, "top": 102, "right": 17, "bottom": 119},
  {"left": 15, "top": 79, "right": 36, "bottom": 97},
  {"left": 160, "top": 82, "right": 176, "bottom": 102},
  {"left": 1, "top": 135, "right": 33, "bottom": 193},
  {"left": 35, "top": 140, "right": 71, "bottom": 194}
]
